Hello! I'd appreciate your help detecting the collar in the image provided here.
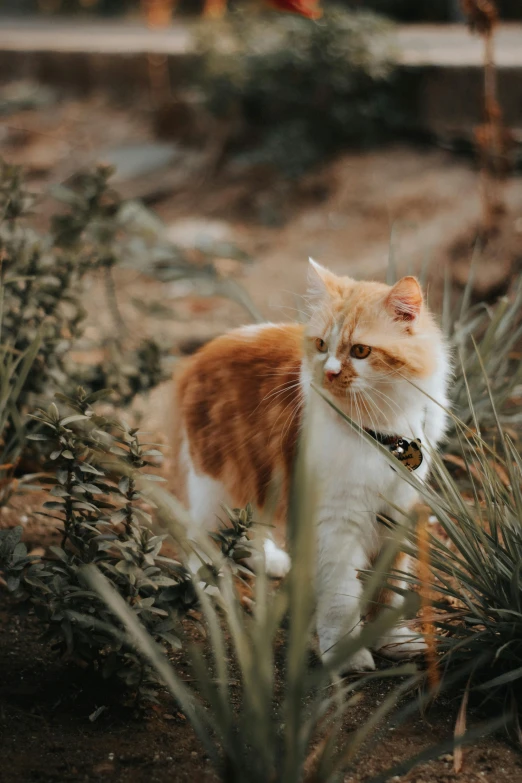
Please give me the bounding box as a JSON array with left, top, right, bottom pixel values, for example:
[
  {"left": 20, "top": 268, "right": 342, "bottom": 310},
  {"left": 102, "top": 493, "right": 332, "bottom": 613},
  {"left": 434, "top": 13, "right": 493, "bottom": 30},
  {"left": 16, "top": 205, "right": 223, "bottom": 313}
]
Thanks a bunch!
[
  {"left": 364, "top": 429, "right": 424, "bottom": 473},
  {"left": 364, "top": 428, "right": 399, "bottom": 447}
]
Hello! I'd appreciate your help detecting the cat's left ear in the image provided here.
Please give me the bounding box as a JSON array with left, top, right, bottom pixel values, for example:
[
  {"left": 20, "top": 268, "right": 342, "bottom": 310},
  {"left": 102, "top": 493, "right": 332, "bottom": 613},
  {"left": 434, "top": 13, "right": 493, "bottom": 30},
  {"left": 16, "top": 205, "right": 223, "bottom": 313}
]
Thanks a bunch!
[{"left": 386, "top": 276, "right": 423, "bottom": 322}]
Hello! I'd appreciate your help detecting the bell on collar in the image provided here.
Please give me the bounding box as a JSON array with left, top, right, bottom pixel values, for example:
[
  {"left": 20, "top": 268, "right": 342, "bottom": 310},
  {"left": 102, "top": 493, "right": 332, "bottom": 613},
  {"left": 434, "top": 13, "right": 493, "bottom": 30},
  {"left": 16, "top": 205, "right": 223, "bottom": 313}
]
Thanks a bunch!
[{"left": 391, "top": 438, "right": 423, "bottom": 472}]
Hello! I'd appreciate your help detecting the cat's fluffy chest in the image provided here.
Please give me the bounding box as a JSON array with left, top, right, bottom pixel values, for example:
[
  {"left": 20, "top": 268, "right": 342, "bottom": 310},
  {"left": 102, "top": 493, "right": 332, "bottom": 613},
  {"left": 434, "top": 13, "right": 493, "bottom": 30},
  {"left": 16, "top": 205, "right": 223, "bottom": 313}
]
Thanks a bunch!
[
  {"left": 306, "top": 398, "right": 400, "bottom": 494},
  {"left": 302, "top": 380, "right": 429, "bottom": 522}
]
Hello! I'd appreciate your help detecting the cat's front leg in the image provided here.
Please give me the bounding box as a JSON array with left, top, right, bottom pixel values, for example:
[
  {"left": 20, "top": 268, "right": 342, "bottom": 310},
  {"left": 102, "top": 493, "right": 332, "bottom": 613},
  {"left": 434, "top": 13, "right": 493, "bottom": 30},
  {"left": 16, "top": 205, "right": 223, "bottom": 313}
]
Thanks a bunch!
[
  {"left": 374, "top": 487, "right": 427, "bottom": 660},
  {"left": 316, "top": 516, "right": 375, "bottom": 673}
]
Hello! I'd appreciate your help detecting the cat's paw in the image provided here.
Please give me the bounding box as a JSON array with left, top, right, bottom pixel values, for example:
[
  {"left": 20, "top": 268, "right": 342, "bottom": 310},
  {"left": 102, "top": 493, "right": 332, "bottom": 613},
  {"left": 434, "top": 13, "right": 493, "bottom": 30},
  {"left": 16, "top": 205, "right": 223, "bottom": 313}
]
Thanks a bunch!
[
  {"left": 375, "top": 624, "right": 427, "bottom": 660},
  {"left": 263, "top": 539, "right": 291, "bottom": 579},
  {"left": 322, "top": 644, "right": 376, "bottom": 674},
  {"left": 340, "top": 647, "right": 376, "bottom": 673}
]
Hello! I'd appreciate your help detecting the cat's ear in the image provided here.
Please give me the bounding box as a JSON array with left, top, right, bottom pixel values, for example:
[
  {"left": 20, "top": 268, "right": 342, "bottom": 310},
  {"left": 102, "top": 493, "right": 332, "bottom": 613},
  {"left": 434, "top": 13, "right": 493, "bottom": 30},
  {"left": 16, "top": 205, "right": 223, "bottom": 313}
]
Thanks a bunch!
[
  {"left": 307, "top": 258, "right": 343, "bottom": 300},
  {"left": 386, "top": 276, "right": 423, "bottom": 322}
]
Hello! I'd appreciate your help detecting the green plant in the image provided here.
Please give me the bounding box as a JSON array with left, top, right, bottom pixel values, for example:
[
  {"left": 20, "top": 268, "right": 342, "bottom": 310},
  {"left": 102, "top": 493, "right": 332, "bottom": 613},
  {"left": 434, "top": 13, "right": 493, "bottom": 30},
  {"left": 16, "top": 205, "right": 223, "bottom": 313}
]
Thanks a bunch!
[
  {"left": 0, "top": 159, "right": 261, "bottom": 482},
  {"left": 81, "top": 432, "right": 421, "bottom": 782},
  {"left": 0, "top": 387, "right": 262, "bottom": 699},
  {"left": 412, "top": 278, "right": 522, "bottom": 712},
  {"left": 0, "top": 161, "right": 166, "bottom": 423},
  {"left": 417, "top": 420, "right": 522, "bottom": 709},
  {"left": 445, "top": 275, "right": 522, "bottom": 435},
  {"left": 194, "top": 6, "right": 399, "bottom": 176}
]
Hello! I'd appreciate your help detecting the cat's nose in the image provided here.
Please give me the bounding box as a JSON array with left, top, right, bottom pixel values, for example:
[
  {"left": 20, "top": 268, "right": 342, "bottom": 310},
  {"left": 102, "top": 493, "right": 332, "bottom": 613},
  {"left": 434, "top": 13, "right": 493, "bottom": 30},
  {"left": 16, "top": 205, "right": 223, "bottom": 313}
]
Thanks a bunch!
[{"left": 325, "top": 369, "right": 341, "bottom": 382}]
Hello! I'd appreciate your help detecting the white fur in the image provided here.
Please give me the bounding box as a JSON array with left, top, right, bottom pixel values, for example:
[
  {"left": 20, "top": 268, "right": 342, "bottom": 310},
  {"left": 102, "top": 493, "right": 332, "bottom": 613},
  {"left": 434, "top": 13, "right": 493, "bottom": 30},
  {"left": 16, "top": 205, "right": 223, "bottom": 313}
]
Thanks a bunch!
[
  {"left": 303, "top": 339, "right": 450, "bottom": 671},
  {"left": 236, "top": 323, "right": 276, "bottom": 337},
  {"left": 182, "top": 433, "right": 291, "bottom": 579},
  {"left": 262, "top": 539, "right": 291, "bottom": 578}
]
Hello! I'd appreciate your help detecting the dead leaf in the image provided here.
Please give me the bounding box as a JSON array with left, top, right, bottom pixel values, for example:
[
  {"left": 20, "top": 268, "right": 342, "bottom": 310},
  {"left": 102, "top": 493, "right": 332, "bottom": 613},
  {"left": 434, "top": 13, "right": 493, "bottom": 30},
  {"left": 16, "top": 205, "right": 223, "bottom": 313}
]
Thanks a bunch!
[{"left": 454, "top": 678, "right": 471, "bottom": 773}]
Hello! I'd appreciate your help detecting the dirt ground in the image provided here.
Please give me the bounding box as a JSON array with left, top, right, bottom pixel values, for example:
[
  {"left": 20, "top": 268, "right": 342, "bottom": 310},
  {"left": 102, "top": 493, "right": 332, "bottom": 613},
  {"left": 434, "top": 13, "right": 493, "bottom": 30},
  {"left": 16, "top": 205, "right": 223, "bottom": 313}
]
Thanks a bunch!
[
  {"left": 2, "top": 534, "right": 522, "bottom": 783},
  {"left": 1, "top": 93, "right": 522, "bottom": 781}
]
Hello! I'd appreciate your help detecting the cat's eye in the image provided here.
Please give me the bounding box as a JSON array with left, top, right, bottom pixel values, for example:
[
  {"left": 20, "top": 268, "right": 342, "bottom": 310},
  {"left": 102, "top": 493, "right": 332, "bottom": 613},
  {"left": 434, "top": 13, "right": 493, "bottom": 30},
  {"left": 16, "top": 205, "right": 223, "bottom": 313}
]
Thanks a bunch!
[
  {"left": 350, "top": 344, "right": 371, "bottom": 360},
  {"left": 315, "top": 338, "right": 327, "bottom": 353}
]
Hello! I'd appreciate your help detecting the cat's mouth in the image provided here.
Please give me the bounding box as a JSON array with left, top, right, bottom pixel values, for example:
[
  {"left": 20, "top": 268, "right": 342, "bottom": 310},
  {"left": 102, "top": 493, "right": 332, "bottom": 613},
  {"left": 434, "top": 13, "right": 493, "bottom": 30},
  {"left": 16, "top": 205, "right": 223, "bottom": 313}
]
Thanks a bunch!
[
  {"left": 322, "top": 375, "right": 353, "bottom": 398},
  {"left": 322, "top": 367, "right": 357, "bottom": 395}
]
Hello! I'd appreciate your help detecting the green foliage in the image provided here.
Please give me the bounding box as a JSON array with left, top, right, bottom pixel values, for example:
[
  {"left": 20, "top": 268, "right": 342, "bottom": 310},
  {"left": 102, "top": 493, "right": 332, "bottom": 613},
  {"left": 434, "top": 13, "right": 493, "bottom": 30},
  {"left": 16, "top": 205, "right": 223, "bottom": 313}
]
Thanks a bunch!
[
  {"left": 0, "top": 387, "right": 262, "bottom": 699},
  {"left": 81, "top": 431, "right": 420, "bottom": 782},
  {"left": 0, "top": 158, "right": 259, "bottom": 482},
  {"left": 445, "top": 277, "right": 522, "bottom": 434},
  {"left": 416, "top": 276, "right": 522, "bottom": 706},
  {"left": 0, "top": 161, "right": 167, "bottom": 433},
  {"left": 194, "top": 7, "right": 399, "bottom": 177},
  {"left": 0, "top": 526, "right": 35, "bottom": 593},
  {"left": 210, "top": 503, "right": 257, "bottom": 562},
  {"left": 0, "top": 388, "right": 189, "bottom": 697},
  {"left": 369, "top": 263, "right": 522, "bottom": 710},
  {"left": 416, "top": 423, "right": 522, "bottom": 709}
]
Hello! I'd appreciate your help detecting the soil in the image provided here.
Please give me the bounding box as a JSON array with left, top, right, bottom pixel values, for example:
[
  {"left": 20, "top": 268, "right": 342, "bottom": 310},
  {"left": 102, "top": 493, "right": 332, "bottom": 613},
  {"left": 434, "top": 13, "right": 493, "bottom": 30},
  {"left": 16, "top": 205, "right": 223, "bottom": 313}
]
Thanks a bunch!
[
  {"left": 1, "top": 94, "right": 522, "bottom": 781},
  {"left": 1, "top": 530, "right": 522, "bottom": 783}
]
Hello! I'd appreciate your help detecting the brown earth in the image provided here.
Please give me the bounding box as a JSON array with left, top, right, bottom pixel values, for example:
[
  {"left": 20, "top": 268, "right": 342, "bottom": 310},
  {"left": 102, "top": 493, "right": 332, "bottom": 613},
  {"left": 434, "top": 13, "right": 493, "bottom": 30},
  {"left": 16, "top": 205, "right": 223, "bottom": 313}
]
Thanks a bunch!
[
  {"left": 1, "top": 94, "right": 522, "bottom": 781},
  {"left": 1, "top": 517, "right": 522, "bottom": 783}
]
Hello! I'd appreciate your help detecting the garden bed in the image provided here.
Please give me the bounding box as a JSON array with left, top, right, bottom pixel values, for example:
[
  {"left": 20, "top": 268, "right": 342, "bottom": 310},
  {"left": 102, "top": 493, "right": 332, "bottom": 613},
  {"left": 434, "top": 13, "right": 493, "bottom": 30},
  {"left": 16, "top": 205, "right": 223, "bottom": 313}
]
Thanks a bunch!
[{"left": 1, "top": 90, "right": 522, "bottom": 782}]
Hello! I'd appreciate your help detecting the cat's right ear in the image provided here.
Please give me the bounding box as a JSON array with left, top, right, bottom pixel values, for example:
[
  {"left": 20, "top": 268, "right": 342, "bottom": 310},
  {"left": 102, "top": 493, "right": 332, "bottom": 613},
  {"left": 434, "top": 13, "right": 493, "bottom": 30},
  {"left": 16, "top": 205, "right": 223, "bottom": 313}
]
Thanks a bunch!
[{"left": 307, "top": 258, "right": 343, "bottom": 300}]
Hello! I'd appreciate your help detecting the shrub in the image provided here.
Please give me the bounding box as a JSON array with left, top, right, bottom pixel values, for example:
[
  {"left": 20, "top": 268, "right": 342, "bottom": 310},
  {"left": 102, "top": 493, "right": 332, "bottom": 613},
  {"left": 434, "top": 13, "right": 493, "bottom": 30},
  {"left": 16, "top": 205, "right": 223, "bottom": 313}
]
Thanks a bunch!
[
  {"left": 446, "top": 278, "right": 522, "bottom": 436},
  {"left": 194, "top": 6, "right": 399, "bottom": 176},
  {"left": 0, "top": 159, "right": 258, "bottom": 489},
  {"left": 409, "top": 277, "right": 522, "bottom": 712},
  {"left": 0, "top": 387, "right": 258, "bottom": 699},
  {"left": 0, "top": 162, "right": 168, "bottom": 468},
  {"left": 416, "top": 423, "right": 522, "bottom": 711}
]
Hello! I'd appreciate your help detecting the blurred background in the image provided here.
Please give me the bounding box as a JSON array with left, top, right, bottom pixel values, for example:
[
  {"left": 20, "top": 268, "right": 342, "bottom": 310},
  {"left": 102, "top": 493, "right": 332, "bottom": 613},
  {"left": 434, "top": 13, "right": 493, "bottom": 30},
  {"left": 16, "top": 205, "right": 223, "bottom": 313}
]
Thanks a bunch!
[{"left": 0, "top": 0, "right": 520, "bottom": 428}]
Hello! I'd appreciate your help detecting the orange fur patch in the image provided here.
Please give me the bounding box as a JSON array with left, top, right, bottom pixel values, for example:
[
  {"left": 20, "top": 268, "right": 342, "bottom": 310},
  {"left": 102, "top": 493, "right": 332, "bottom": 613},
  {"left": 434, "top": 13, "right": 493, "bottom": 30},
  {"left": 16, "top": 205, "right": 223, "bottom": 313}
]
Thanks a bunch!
[{"left": 175, "top": 324, "right": 305, "bottom": 524}]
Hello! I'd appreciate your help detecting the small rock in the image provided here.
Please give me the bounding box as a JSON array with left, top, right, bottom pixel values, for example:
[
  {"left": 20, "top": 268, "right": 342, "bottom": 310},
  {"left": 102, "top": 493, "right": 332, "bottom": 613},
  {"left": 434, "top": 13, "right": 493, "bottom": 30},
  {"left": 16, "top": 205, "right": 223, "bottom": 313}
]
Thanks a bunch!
[
  {"left": 98, "top": 143, "right": 179, "bottom": 183},
  {"left": 165, "top": 217, "right": 235, "bottom": 250}
]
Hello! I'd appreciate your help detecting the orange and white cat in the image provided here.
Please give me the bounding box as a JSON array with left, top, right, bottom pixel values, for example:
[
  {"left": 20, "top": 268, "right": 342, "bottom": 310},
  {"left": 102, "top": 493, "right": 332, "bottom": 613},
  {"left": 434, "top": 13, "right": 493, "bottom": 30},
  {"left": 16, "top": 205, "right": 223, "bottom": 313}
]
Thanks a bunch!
[{"left": 174, "top": 260, "right": 450, "bottom": 671}]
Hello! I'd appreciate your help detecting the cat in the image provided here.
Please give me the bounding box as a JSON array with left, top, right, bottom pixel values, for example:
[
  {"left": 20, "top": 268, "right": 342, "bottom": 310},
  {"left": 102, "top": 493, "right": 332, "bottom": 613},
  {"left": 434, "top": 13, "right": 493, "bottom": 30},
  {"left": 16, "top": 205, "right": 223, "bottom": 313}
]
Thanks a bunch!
[{"left": 173, "top": 259, "right": 450, "bottom": 671}]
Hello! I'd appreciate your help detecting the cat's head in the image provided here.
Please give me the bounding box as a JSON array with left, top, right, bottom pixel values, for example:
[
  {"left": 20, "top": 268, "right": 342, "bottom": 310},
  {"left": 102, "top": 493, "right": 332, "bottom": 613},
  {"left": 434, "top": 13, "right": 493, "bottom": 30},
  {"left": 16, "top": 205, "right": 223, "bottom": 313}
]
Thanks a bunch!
[{"left": 303, "top": 259, "right": 444, "bottom": 426}]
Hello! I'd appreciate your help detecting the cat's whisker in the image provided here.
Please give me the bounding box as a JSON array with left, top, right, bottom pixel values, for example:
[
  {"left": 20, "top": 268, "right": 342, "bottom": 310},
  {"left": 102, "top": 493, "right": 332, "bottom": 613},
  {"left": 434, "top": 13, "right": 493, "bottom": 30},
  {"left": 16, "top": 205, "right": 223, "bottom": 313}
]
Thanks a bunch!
[
  {"left": 364, "top": 386, "right": 405, "bottom": 421},
  {"left": 371, "top": 387, "right": 405, "bottom": 417},
  {"left": 256, "top": 380, "right": 302, "bottom": 408},
  {"left": 353, "top": 393, "right": 365, "bottom": 441},
  {"left": 359, "top": 392, "right": 379, "bottom": 436},
  {"left": 360, "top": 389, "right": 384, "bottom": 437},
  {"left": 260, "top": 381, "right": 302, "bottom": 402},
  {"left": 268, "top": 390, "right": 304, "bottom": 442},
  {"left": 261, "top": 366, "right": 301, "bottom": 377},
  {"left": 280, "top": 398, "right": 304, "bottom": 455},
  {"left": 363, "top": 394, "right": 392, "bottom": 433}
]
